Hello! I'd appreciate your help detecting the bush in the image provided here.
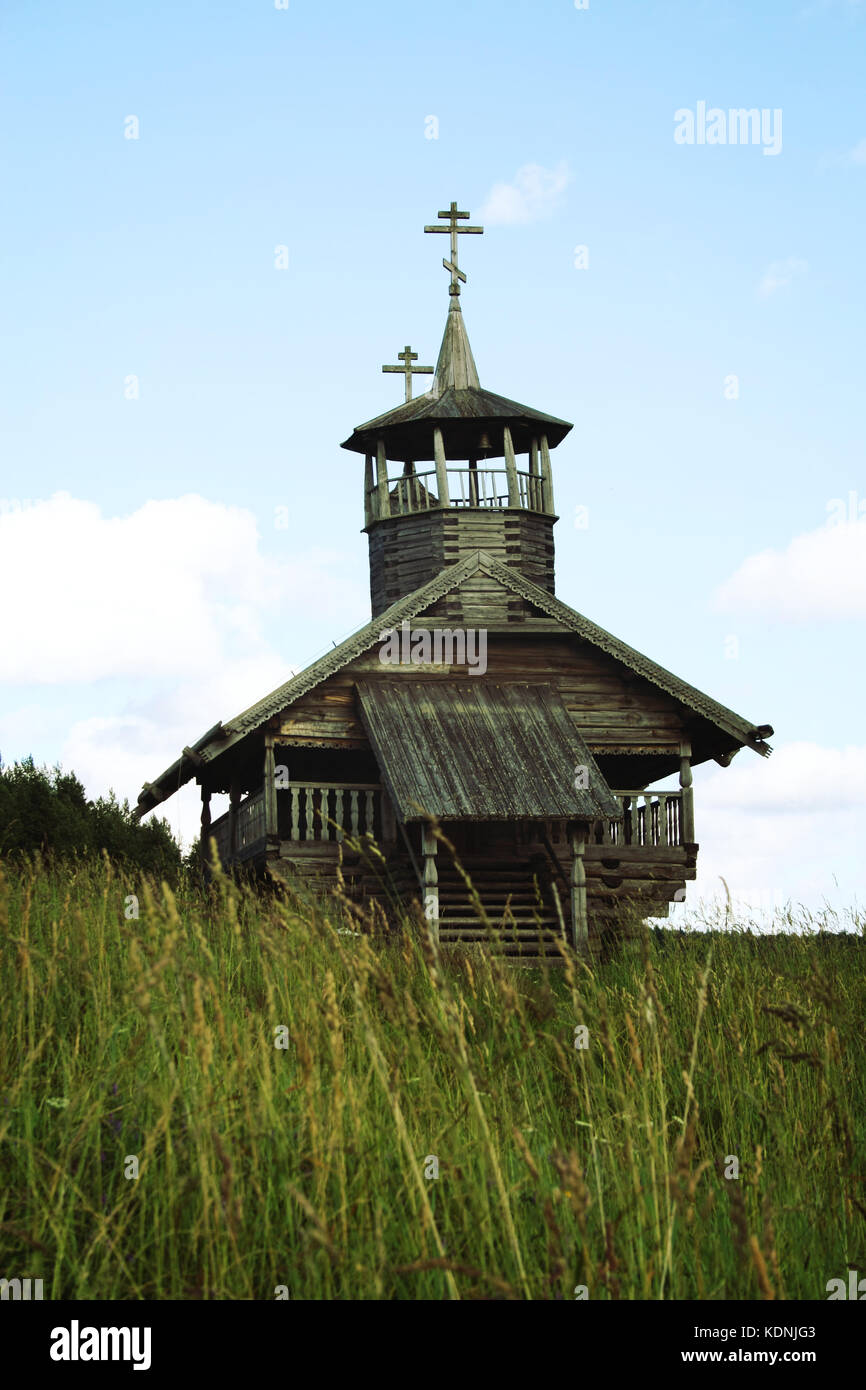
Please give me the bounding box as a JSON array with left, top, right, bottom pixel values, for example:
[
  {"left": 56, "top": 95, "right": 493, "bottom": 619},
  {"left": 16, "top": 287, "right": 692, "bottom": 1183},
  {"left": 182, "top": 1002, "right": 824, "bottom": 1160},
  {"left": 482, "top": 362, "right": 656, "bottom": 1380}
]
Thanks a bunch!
[{"left": 0, "top": 755, "right": 181, "bottom": 880}]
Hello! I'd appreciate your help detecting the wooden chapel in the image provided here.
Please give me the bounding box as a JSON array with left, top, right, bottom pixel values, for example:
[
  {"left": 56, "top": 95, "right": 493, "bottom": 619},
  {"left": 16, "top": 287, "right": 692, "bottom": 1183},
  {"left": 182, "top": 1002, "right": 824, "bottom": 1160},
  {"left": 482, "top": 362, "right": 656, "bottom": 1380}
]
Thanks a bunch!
[{"left": 134, "top": 201, "right": 774, "bottom": 955}]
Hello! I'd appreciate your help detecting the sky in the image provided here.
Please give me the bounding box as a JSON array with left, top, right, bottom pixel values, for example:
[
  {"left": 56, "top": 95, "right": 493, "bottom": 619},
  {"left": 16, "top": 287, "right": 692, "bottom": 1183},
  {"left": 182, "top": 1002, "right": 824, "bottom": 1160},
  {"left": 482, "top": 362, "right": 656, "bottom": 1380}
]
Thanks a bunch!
[{"left": 1, "top": 0, "right": 864, "bottom": 925}]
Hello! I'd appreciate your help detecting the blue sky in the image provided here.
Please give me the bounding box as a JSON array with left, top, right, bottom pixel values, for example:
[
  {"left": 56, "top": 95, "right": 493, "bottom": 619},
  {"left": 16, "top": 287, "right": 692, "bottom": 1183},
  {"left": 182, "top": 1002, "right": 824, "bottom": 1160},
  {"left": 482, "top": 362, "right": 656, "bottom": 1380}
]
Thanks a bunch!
[{"left": 1, "top": 0, "right": 864, "bottom": 921}]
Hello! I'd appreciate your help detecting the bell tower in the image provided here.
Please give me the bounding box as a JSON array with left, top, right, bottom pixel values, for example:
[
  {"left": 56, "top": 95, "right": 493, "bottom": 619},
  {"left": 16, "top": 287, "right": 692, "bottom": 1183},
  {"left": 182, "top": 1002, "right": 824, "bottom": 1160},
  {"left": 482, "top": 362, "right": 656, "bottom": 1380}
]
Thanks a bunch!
[{"left": 341, "top": 202, "right": 573, "bottom": 618}]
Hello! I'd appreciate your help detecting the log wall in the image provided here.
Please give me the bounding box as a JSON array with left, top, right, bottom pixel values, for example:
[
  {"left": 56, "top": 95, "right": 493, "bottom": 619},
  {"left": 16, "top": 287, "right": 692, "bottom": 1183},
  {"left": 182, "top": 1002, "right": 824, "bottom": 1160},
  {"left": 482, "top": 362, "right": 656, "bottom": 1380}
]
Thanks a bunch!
[
  {"left": 278, "top": 633, "right": 689, "bottom": 755},
  {"left": 368, "top": 509, "right": 555, "bottom": 615}
]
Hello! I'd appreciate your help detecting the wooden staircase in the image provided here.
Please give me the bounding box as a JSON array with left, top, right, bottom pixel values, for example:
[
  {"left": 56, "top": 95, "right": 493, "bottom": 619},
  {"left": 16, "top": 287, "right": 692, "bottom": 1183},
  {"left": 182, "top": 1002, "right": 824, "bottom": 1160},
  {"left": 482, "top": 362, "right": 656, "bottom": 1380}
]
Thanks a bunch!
[
  {"left": 434, "top": 858, "right": 569, "bottom": 959},
  {"left": 267, "top": 832, "right": 698, "bottom": 955}
]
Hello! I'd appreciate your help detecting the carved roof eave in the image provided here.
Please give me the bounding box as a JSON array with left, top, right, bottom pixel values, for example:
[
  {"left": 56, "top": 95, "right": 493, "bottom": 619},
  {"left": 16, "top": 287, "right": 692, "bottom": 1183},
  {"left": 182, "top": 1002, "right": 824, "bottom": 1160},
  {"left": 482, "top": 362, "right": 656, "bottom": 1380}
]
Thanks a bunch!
[{"left": 133, "top": 551, "right": 773, "bottom": 818}]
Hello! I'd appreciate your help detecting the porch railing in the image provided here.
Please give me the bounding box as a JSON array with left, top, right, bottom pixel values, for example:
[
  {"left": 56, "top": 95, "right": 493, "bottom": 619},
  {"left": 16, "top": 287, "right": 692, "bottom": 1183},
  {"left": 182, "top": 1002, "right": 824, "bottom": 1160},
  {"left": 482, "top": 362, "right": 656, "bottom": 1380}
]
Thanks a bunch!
[
  {"left": 593, "top": 791, "right": 686, "bottom": 849},
  {"left": 210, "top": 784, "right": 687, "bottom": 863},
  {"left": 378, "top": 467, "right": 548, "bottom": 517},
  {"left": 285, "top": 783, "right": 381, "bottom": 844},
  {"left": 209, "top": 789, "right": 266, "bottom": 864},
  {"left": 210, "top": 784, "right": 382, "bottom": 861}
]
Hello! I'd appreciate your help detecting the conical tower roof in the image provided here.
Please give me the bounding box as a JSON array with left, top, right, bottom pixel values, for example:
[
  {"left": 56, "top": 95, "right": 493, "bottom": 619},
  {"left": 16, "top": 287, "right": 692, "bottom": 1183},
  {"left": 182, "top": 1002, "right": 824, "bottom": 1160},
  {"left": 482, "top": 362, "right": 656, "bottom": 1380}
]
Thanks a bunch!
[
  {"left": 430, "top": 297, "right": 480, "bottom": 395},
  {"left": 341, "top": 200, "right": 572, "bottom": 462},
  {"left": 342, "top": 288, "right": 571, "bottom": 462}
]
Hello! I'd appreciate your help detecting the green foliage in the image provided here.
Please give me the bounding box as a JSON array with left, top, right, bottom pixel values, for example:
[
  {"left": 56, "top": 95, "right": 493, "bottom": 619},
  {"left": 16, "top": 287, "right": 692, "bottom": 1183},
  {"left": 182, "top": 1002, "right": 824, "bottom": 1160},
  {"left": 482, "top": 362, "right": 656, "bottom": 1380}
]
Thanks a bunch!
[
  {"left": 0, "top": 855, "right": 863, "bottom": 1300},
  {"left": 0, "top": 755, "right": 181, "bottom": 880}
]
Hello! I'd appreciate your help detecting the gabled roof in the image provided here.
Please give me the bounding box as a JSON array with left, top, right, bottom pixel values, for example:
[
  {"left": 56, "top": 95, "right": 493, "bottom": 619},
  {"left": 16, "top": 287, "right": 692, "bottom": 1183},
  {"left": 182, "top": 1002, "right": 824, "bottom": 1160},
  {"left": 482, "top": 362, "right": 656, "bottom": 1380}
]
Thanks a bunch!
[
  {"left": 134, "top": 550, "right": 773, "bottom": 818},
  {"left": 356, "top": 679, "right": 621, "bottom": 822}
]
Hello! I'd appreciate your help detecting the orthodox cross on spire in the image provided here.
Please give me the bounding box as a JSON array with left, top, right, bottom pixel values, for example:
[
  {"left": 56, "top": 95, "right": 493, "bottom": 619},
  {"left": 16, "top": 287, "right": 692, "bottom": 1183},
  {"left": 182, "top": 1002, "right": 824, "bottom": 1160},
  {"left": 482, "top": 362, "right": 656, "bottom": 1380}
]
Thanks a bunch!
[
  {"left": 382, "top": 344, "right": 433, "bottom": 402},
  {"left": 424, "top": 201, "right": 484, "bottom": 296}
]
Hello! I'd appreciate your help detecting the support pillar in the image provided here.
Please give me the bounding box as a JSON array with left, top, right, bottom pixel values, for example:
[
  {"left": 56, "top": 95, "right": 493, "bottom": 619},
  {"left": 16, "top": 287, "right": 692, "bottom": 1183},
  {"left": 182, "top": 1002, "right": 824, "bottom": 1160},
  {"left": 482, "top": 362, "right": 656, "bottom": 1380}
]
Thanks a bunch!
[
  {"left": 528, "top": 436, "right": 540, "bottom": 511},
  {"left": 228, "top": 778, "right": 241, "bottom": 863},
  {"left": 422, "top": 824, "right": 439, "bottom": 943},
  {"left": 433, "top": 426, "right": 450, "bottom": 507},
  {"left": 376, "top": 439, "right": 390, "bottom": 518},
  {"left": 263, "top": 736, "right": 279, "bottom": 844},
  {"left": 679, "top": 741, "right": 695, "bottom": 844},
  {"left": 199, "top": 783, "right": 211, "bottom": 869},
  {"left": 540, "top": 433, "right": 555, "bottom": 515},
  {"left": 570, "top": 824, "right": 588, "bottom": 951},
  {"left": 364, "top": 452, "right": 375, "bottom": 525},
  {"left": 503, "top": 425, "right": 520, "bottom": 507},
  {"left": 381, "top": 788, "right": 397, "bottom": 844}
]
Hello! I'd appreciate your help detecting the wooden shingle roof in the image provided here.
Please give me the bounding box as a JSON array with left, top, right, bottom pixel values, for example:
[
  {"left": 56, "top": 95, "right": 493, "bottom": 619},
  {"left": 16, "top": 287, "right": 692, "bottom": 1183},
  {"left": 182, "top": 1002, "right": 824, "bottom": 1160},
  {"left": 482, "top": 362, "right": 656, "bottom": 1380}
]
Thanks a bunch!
[{"left": 355, "top": 679, "right": 621, "bottom": 822}]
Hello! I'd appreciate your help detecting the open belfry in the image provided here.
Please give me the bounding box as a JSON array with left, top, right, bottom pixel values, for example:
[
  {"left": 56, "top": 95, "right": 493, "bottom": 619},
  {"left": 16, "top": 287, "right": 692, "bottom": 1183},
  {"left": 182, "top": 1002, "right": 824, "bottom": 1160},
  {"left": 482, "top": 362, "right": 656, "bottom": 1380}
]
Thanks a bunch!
[{"left": 135, "top": 201, "right": 773, "bottom": 955}]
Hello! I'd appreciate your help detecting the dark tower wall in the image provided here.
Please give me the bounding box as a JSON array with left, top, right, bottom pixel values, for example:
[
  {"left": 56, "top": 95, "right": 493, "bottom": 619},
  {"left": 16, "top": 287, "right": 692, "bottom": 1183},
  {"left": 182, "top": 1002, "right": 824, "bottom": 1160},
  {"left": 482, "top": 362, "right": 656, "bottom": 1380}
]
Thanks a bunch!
[{"left": 367, "top": 507, "right": 556, "bottom": 616}]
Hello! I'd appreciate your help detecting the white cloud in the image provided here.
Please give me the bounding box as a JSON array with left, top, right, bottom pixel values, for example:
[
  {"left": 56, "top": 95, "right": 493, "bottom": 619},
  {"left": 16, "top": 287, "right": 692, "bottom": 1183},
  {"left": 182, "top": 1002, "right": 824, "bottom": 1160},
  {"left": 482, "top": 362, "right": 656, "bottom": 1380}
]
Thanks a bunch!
[
  {"left": 757, "top": 256, "right": 808, "bottom": 298},
  {"left": 713, "top": 517, "right": 866, "bottom": 620},
  {"left": 0, "top": 493, "right": 357, "bottom": 684},
  {"left": 674, "top": 741, "right": 866, "bottom": 924},
  {"left": 57, "top": 655, "right": 298, "bottom": 844},
  {"left": 846, "top": 137, "right": 866, "bottom": 164},
  {"left": 479, "top": 162, "right": 570, "bottom": 226}
]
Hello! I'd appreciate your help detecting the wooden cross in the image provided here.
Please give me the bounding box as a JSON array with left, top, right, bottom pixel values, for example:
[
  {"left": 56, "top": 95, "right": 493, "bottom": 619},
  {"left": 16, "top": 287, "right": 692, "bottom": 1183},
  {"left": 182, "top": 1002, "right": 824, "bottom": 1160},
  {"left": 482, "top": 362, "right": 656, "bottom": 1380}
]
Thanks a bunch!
[
  {"left": 424, "top": 201, "right": 484, "bottom": 295},
  {"left": 382, "top": 345, "right": 433, "bottom": 401}
]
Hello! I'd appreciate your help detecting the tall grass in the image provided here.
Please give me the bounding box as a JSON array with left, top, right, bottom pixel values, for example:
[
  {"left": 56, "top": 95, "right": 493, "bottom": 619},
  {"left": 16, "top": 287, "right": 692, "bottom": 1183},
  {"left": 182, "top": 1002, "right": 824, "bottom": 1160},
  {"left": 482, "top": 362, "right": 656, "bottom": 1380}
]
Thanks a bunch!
[{"left": 0, "top": 851, "right": 863, "bottom": 1300}]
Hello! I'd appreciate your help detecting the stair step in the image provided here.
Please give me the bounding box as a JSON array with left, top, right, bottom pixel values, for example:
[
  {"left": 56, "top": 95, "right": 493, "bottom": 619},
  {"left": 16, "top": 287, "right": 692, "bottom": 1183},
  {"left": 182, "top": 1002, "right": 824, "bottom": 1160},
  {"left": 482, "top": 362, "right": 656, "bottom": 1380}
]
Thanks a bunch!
[
  {"left": 439, "top": 914, "right": 560, "bottom": 924},
  {"left": 439, "top": 922, "right": 562, "bottom": 931},
  {"left": 438, "top": 931, "right": 563, "bottom": 942},
  {"left": 439, "top": 945, "right": 566, "bottom": 957}
]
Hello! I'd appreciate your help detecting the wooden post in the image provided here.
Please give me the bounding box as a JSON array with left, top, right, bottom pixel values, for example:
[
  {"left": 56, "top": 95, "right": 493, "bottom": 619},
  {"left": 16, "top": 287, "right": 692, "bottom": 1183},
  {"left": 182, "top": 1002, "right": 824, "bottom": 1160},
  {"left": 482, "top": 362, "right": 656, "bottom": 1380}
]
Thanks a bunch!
[
  {"left": 657, "top": 793, "right": 668, "bottom": 847},
  {"left": 467, "top": 456, "right": 479, "bottom": 506},
  {"left": 422, "top": 824, "right": 439, "bottom": 944},
  {"left": 263, "top": 736, "right": 278, "bottom": 842},
  {"left": 376, "top": 439, "right": 390, "bottom": 518},
  {"left": 528, "top": 436, "right": 540, "bottom": 511},
  {"left": 228, "top": 778, "right": 241, "bottom": 862},
  {"left": 679, "top": 741, "right": 695, "bottom": 843},
  {"left": 570, "top": 824, "right": 588, "bottom": 951},
  {"left": 503, "top": 425, "right": 520, "bottom": 507},
  {"left": 199, "top": 783, "right": 211, "bottom": 869},
  {"left": 433, "top": 426, "right": 450, "bottom": 507},
  {"left": 364, "top": 453, "right": 375, "bottom": 524},
  {"left": 401, "top": 460, "right": 416, "bottom": 515},
  {"left": 381, "top": 788, "right": 396, "bottom": 844},
  {"left": 540, "top": 433, "right": 555, "bottom": 515}
]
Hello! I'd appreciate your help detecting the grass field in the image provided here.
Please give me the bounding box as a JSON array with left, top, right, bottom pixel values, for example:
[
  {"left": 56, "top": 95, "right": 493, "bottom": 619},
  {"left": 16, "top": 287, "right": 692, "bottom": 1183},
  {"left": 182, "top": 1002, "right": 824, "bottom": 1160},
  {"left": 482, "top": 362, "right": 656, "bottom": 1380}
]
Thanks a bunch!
[{"left": 1, "top": 851, "right": 864, "bottom": 1301}]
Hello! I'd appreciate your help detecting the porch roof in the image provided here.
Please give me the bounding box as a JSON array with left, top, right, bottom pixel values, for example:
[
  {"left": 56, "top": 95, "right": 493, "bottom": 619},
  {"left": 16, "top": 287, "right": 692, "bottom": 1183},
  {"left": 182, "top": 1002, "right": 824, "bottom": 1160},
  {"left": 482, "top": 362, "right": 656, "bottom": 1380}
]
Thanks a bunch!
[{"left": 355, "top": 679, "right": 621, "bottom": 823}]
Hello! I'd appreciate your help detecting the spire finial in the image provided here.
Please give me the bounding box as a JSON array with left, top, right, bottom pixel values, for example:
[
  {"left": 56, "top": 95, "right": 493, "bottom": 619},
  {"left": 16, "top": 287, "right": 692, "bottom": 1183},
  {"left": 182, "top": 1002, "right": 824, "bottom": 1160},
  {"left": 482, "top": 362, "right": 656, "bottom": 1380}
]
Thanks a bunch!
[
  {"left": 382, "top": 344, "right": 433, "bottom": 402},
  {"left": 424, "top": 201, "right": 484, "bottom": 296}
]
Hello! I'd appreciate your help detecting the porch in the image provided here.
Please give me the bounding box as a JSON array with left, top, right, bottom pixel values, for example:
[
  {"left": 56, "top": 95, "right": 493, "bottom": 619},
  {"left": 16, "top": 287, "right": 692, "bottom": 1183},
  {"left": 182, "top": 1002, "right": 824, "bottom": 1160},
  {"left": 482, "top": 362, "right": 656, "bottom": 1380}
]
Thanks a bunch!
[{"left": 207, "top": 779, "right": 696, "bottom": 952}]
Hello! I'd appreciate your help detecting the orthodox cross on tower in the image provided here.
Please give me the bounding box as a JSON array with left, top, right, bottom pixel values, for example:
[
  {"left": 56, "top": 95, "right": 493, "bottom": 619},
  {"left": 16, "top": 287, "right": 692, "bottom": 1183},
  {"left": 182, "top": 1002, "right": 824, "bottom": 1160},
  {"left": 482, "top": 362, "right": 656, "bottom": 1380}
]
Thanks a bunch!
[
  {"left": 382, "top": 344, "right": 433, "bottom": 401},
  {"left": 424, "top": 201, "right": 484, "bottom": 296}
]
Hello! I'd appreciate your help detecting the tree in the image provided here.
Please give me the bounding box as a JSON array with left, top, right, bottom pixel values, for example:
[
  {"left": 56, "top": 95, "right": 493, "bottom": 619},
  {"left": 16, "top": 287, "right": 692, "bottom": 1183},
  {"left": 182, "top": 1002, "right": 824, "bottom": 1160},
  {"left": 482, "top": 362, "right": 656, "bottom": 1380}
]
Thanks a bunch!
[{"left": 0, "top": 756, "right": 182, "bottom": 879}]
